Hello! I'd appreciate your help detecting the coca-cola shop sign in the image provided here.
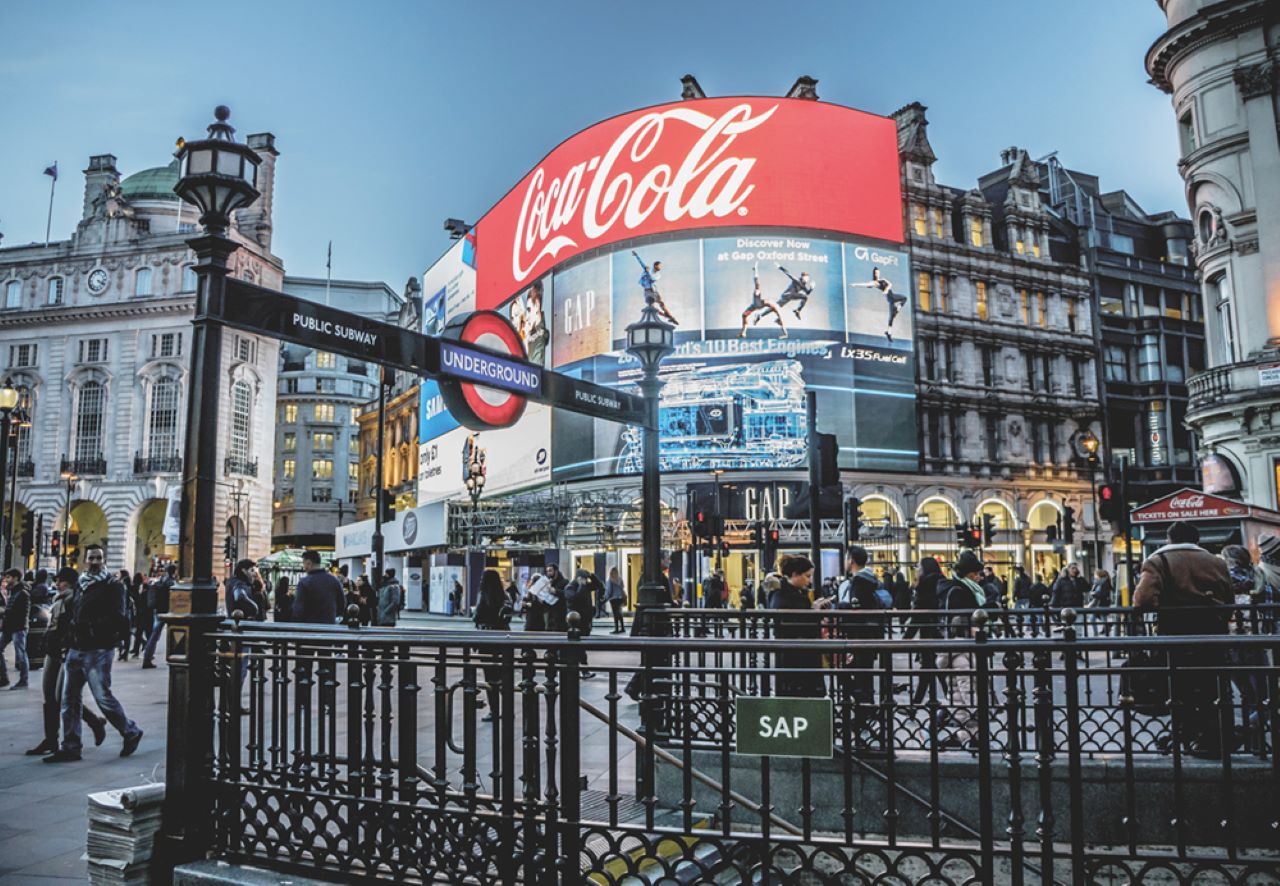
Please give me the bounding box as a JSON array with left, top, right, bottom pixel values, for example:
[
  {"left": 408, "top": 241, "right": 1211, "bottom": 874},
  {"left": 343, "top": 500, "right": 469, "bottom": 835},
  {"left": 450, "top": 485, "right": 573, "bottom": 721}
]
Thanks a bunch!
[
  {"left": 1131, "top": 488, "right": 1249, "bottom": 524},
  {"left": 473, "top": 97, "right": 903, "bottom": 310}
]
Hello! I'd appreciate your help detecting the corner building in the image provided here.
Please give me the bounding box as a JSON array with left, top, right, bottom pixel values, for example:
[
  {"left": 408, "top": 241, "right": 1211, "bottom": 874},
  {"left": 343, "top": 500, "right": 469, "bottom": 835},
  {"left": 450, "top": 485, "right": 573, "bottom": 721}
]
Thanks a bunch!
[
  {"left": 0, "top": 137, "right": 281, "bottom": 575},
  {"left": 1146, "top": 0, "right": 1280, "bottom": 510}
]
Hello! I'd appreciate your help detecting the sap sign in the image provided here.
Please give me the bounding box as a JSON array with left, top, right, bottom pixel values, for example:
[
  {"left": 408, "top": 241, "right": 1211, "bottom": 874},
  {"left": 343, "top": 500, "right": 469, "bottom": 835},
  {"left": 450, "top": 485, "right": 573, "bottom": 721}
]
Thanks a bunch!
[{"left": 735, "top": 697, "right": 833, "bottom": 758}]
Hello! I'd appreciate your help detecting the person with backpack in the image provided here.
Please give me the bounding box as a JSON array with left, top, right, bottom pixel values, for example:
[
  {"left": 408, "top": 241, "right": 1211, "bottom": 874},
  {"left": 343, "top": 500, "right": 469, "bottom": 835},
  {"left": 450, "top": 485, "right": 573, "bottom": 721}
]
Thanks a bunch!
[
  {"left": 834, "top": 546, "right": 885, "bottom": 740},
  {"left": 1134, "top": 521, "right": 1233, "bottom": 758},
  {"left": 45, "top": 545, "right": 143, "bottom": 762}
]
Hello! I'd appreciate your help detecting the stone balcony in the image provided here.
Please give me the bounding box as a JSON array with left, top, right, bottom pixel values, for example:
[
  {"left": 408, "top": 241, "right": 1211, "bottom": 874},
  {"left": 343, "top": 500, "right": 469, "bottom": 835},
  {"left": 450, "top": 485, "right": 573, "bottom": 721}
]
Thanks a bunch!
[{"left": 1186, "top": 349, "right": 1280, "bottom": 418}]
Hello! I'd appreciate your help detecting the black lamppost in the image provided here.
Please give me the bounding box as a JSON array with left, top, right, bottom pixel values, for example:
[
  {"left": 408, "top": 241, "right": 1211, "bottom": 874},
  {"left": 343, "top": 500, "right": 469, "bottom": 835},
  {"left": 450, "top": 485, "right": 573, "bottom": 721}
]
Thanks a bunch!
[
  {"left": 163, "top": 105, "right": 260, "bottom": 870},
  {"left": 465, "top": 439, "right": 486, "bottom": 549},
  {"left": 1074, "top": 428, "right": 1101, "bottom": 569},
  {"left": 0, "top": 383, "right": 18, "bottom": 572},
  {"left": 624, "top": 295, "right": 674, "bottom": 615},
  {"left": 3, "top": 407, "right": 24, "bottom": 571},
  {"left": 59, "top": 469, "right": 76, "bottom": 570}
]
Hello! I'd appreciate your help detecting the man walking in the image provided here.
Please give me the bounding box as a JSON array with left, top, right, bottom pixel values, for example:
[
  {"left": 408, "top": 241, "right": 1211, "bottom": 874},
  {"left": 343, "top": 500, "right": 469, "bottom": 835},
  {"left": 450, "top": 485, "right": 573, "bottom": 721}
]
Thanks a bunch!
[
  {"left": 45, "top": 545, "right": 142, "bottom": 762},
  {"left": 0, "top": 568, "right": 31, "bottom": 688},
  {"left": 140, "top": 563, "right": 176, "bottom": 669}
]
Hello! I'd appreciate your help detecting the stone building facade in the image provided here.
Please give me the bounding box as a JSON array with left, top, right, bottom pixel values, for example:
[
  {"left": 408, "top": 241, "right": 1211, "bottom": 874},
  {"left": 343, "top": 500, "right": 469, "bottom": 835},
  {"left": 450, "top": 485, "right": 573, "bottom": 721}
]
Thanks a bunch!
[
  {"left": 1147, "top": 0, "right": 1280, "bottom": 509},
  {"left": 871, "top": 103, "right": 1104, "bottom": 580},
  {"left": 270, "top": 277, "right": 403, "bottom": 551},
  {"left": 0, "top": 136, "right": 281, "bottom": 576}
]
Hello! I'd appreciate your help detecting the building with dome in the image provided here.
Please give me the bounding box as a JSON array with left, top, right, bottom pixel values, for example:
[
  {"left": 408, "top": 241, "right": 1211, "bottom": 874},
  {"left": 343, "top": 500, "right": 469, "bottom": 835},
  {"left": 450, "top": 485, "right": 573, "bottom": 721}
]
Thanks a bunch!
[
  {"left": 0, "top": 133, "right": 282, "bottom": 577},
  {"left": 1146, "top": 0, "right": 1280, "bottom": 510}
]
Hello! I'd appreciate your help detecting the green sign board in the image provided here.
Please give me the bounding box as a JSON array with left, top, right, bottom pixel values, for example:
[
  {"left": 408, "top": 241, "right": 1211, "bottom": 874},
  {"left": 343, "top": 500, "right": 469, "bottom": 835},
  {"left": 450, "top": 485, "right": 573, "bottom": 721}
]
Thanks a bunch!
[{"left": 735, "top": 697, "right": 833, "bottom": 758}]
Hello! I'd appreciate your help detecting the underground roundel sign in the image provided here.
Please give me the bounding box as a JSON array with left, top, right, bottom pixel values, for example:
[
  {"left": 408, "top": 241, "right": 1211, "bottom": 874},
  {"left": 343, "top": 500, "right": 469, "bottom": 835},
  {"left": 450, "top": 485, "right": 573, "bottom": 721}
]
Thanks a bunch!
[{"left": 437, "top": 311, "right": 540, "bottom": 431}]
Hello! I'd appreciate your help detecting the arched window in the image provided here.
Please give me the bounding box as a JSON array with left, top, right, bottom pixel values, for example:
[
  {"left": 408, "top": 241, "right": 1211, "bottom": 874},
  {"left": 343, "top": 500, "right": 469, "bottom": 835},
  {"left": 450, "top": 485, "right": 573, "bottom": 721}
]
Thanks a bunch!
[
  {"left": 229, "top": 380, "right": 252, "bottom": 465},
  {"left": 182, "top": 265, "right": 198, "bottom": 292},
  {"left": 148, "top": 377, "right": 180, "bottom": 459},
  {"left": 75, "top": 380, "right": 105, "bottom": 461},
  {"left": 134, "top": 267, "right": 153, "bottom": 297},
  {"left": 5, "top": 280, "right": 21, "bottom": 310}
]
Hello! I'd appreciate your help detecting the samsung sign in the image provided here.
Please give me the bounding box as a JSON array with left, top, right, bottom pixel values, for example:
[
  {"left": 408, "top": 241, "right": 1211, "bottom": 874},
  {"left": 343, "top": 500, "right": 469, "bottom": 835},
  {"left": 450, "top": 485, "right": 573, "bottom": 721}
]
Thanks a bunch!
[{"left": 440, "top": 342, "right": 542, "bottom": 395}]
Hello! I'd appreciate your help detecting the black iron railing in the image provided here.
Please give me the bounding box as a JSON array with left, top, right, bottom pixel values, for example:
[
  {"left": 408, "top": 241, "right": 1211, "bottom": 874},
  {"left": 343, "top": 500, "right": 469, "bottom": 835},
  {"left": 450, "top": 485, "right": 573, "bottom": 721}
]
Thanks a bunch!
[
  {"left": 164, "top": 613, "right": 1280, "bottom": 885},
  {"left": 134, "top": 451, "right": 183, "bottom": 474},
  {"left": 224, "top": 455, "right": 257, "bottom": 477},
  {"left": 60, "top": 454, "right": 105, "bottom": 475},
  {"left": 14, "top": 458, "right": 34, "bottom": 477}
]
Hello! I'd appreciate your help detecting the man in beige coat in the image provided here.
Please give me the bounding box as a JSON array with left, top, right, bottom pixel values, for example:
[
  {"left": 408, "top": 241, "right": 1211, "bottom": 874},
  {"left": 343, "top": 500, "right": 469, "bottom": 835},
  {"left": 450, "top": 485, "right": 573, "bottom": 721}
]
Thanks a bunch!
[{"left": 1133, "top": 520, "right": 1233, "bottom": 757}]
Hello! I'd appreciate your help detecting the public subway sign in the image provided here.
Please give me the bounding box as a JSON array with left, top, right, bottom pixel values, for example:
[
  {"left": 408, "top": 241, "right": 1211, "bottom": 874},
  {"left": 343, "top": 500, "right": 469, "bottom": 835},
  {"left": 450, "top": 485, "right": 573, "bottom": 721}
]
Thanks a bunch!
[
  {"left": 1130, "top": 487, "right": 1249, "bottom": 524},
  {"left": 216, "top": 279, "right": 649, "bottom": 429},
  {"left": 473, "top": 97, "right": 903, "bottom": 309},
  {"left": 736, "top": 696, "right": 833, "bottom": 758}
]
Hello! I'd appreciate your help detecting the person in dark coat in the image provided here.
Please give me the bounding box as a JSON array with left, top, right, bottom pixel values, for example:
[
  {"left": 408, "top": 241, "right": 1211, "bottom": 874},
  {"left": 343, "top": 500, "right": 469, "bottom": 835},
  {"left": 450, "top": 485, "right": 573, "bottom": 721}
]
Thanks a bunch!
[
  {"left": 939, "top": 550, "right": 988, "bottom": 630},
  {"left": 1049, "top": 563, "right": 1088, "bottom": 610},
  {"left": 293, "top": 551, "right": 345, "bottom": 624},
  {"left": 26, "top": 567, "right": 106, "bottom": 756},
  {"left": 904, "top": 557, "right": 945, "bottom": 705},
  {"left": 565, "top": 570, "right": 599, "bottom": 677},
  {"left": 141, "top": 563, "right": 175, "bottom": 668},
  {"left": 1027, "top": 572, "right": 1051, "bottom": 637},
  {"left": 0, "top": 568, "right": 31, "bottom": 688},
  {"left": 474, "top": 569, "right": 512, "bottom": 721},
  {"left": 1134, "top": 521, "right": 1233, "bottom": 757},
  {"left": 768, "top": 555, "right": 828, "bottom": 697},
  {"left": 46, "top": 545, "right": 143, "bottom": 762},
  {"left": 540, "top": 565, "right": 568, "bottom": 632},
  {"left": 30, "top": 569, "right": 51, "bottom": 606},
  {"left": 272, "top": 576, "right": 293, "bottom": 623},
  {"left": 834, "top": 546, "right": 884, "bottom": 731},
  {"left": 129, "top": 572, "right": 150, "bottom": 656}
]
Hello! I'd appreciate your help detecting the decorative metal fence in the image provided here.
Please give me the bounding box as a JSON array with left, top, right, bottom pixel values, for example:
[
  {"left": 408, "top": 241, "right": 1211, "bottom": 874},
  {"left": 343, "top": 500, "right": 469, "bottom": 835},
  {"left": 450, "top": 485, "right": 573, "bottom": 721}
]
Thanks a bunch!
[{"left": 170, "top": 615, "right": 1280, "bottom": 885}]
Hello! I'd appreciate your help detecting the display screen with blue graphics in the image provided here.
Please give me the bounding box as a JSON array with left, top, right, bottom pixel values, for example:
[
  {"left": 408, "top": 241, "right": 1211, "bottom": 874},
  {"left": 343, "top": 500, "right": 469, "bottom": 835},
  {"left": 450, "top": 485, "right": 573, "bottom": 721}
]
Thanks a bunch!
[{"left": 549, "top": 228, "right": 918, "bottom": 479}]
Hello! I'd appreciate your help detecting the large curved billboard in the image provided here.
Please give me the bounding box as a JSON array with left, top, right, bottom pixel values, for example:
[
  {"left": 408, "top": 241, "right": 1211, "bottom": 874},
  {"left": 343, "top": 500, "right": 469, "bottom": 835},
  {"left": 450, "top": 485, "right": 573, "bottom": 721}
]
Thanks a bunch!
[{"left": 420, "top": 96, "right": 914, "bottom": 504}]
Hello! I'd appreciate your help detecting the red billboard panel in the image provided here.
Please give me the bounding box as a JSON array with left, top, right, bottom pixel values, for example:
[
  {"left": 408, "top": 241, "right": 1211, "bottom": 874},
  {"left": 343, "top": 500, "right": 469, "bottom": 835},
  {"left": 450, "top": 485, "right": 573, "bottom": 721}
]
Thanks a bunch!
[{"left": 474, "top": 97, "right": 903, "bottom": 310}]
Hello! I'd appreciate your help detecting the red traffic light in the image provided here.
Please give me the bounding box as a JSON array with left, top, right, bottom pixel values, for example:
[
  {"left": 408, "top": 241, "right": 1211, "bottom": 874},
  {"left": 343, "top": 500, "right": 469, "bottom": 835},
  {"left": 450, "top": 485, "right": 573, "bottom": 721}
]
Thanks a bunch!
[
  {"left": 1100, "top": 486, "right": 1114, "bottom": 501},
  {"left": 767, "top": 529, "right": 780, "bottom": 543}
]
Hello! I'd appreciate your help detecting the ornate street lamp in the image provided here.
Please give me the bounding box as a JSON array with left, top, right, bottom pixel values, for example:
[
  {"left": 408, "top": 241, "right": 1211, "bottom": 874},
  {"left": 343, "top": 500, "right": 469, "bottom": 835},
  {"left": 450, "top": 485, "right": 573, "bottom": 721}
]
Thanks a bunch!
[
  {"left": 173, "top": 106, "right": 260, "bottom": 609},
  {"left": 0, "top": 383, "right": 18, "bottom": 572},
  {"left": 624, "top": 296, "right": 674, "bottom": 615},
  {"left": 1073, "top": 428, "right": 1103, "bottom": 571},
  {"left": 163, "top": 106, "right": 260, "bottom": 870}
]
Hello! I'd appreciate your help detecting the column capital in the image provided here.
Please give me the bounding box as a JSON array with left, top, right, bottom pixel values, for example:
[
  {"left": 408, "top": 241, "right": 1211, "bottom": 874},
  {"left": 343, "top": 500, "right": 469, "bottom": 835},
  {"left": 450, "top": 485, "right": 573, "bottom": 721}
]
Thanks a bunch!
[{"left": 1233, "top": 61, "right": 1276, "bottom": 100}]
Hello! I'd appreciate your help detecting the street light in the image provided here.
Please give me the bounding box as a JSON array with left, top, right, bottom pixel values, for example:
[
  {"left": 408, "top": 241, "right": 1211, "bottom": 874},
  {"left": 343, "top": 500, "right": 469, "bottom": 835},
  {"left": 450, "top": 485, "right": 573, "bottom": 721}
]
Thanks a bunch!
[
  {"left": 1073, "top": 428, "right": 1102, "bottom": 570},
  {"left": 3, "top": 407, "right": 26, "bottom": 571},
  {"left": 464, "top": 440, "right": 486, "bottom": 549},
  {"left": 624, "top": 293, "right": 675, "bottom": 616},
  {"left": 0, "top": 383, "right": 18, "bottom": 572},
  {"left": 59, "top": 468, "right": 77, "bottom": 571},
  {"left": 173, "top": 105, "right": 260, "bottom": 611}
]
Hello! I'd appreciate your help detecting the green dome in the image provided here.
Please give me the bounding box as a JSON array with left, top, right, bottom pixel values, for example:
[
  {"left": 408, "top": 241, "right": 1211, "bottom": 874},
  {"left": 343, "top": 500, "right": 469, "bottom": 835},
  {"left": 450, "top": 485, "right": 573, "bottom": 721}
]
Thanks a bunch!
[{"left": 119, "top": 160, "right": 179, "bottom": 201}]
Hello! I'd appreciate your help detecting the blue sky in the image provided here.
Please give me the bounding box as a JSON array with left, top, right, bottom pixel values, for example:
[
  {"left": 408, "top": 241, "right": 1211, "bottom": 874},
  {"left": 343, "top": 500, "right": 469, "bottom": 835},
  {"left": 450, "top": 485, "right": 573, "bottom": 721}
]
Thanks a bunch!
[{"left": 1, "top": 0, "right": 1182, "bottom": 292}]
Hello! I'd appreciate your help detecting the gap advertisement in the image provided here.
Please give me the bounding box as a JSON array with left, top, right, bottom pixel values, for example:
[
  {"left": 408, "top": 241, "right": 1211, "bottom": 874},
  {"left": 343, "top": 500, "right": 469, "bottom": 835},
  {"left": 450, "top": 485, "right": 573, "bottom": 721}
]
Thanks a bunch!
[{"left": 551, "top": 229, "right": 917, "bottom": 478}]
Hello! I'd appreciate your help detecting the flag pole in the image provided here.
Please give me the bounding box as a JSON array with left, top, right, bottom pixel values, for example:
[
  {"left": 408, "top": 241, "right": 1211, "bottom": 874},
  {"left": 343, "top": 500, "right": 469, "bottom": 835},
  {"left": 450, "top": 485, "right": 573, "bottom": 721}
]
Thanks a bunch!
[
  {"left": 44, "top": 164, "right": 57, "bottom": 247},
  {"left": 325, "top": 240, "right": 332, "bottom": 305}
]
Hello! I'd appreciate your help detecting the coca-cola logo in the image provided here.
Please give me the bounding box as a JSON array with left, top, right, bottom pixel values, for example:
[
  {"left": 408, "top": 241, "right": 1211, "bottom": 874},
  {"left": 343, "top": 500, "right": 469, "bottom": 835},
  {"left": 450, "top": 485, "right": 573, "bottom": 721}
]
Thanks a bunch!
[
  {"left": 1170, "top": 494, "right": 1206, "bottom": 510},
  {"left": 511, "top": 103, "right": 777, "bottom": 284}
]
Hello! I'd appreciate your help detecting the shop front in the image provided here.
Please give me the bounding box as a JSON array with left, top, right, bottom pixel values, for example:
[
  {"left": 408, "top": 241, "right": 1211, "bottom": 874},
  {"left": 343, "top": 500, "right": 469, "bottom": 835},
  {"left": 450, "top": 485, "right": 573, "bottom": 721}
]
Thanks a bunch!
[
  {"left": 335, "top": 502, "right": 447, "bottom": 611},
  {"left": 1131, "top": 488, "right": 1280, "bottom": 556}
]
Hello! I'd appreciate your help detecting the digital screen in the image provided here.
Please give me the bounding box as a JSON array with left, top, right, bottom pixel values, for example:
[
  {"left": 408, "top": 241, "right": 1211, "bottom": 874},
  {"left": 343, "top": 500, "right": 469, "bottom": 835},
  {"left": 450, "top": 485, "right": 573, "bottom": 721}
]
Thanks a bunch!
[{"left": 549, "top": 228, "right": 917, "bottom": 478}]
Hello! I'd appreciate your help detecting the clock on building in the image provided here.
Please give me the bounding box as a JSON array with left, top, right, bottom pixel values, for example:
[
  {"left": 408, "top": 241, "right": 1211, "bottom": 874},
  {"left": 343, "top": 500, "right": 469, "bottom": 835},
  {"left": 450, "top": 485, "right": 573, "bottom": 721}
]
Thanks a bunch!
[{"left": 86, "top": 268, "right": 108, "bottom": 294}]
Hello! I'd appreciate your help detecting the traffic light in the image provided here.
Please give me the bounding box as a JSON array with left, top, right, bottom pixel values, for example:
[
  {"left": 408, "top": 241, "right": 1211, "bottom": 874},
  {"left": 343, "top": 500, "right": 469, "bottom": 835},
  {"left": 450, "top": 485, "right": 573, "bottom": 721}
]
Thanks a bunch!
[
  {"left": 50, "top": 531, "right": 61, "bottom": 559},
  {"left": 1062, "top": 506, "right": 1077, "bottom": 545},
  {"left": 19, "top": 512, "right": 34, "bottom": 557},
  {"left": 1046, "top": 523, "right": 1059, "bottom": 544},
  {"left": 764, "top": 524, "right": 780, "bottom": 567},
  {"left": 751, "top": 521, "right": 764, "bottom": 547},
  {"left": 380, "top": 488, "right": 396, "bottom": 517},
  {"left": 720, "top": 540, "right": 731, "bottom": 556},
  {"left": 967, "top": 526, "right": 983, "bottom": 548},
  {"left": 955, "top": 522, "right": 970, "bottom": 547},
  {"left": 223, "top": 536, "right": 234, "bottom": 560},
  {"left": 693, "top": 510, "right": 709, "bottom": 539},
  {"left": 981, "top": 513, "right": 996, "bottom": 546},
  {"left": 1098, "top": 484, "right": 1121, "bottom": 523},
  {"left": 844, "top": 497, "right": 863, "bottom": 543}
]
